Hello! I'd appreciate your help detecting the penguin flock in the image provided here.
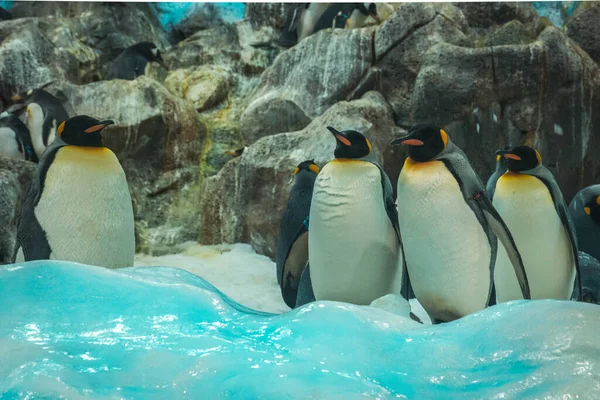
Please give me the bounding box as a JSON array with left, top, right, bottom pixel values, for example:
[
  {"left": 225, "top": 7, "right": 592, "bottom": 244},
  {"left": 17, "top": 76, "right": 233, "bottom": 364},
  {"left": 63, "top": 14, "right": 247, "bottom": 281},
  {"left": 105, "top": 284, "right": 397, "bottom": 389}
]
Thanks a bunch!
[{"left": 276, "top": 124, "right": 600, "bottom": 323}]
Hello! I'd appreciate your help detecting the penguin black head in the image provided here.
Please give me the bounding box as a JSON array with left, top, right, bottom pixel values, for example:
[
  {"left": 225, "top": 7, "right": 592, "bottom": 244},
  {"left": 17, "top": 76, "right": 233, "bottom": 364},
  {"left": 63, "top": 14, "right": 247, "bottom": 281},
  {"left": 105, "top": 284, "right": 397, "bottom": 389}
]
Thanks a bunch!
[
  {"left": 327, "top": 126, "right": 372, "bottom": 159},
  {"left": 496, "top": 145, "right": 541, "bottom": 172},
  {"left": 294, "top": 159, "right": 320, "bottom": 176},
  {"left": 584, "top": 195, "right": 600, "bottom": 225},
  {"left": 390, "top": 124, "right": 449, "bottom": 162},
  {"left": 57, "top": 115, "right": 114, "bottom": 147},
  {"left": 134, "top": 42, "right": 167, "bottom": 70}
]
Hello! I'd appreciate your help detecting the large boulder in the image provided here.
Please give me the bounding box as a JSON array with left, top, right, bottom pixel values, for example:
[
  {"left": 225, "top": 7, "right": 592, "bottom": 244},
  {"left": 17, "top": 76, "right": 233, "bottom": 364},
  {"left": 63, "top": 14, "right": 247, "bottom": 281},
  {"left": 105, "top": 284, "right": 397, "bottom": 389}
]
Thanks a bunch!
[
  {"left": 566, "top": 2, "right": 600, "bottom": 64},
  {"left": 0, "top": 158, "right": 35, "bottom": 265},
  {"left": 240, "top": 27, "right": 376, "bottom": 143},
  {"left": 199, "top": 91, "right": 405, "bottom": 258}
]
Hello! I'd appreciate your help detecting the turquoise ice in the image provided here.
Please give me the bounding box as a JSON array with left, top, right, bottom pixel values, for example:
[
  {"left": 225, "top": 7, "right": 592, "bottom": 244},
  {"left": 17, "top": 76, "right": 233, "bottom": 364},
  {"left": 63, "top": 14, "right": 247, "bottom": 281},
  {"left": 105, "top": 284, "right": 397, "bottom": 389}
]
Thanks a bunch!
[{"left": 1, "top": 261, "right": 599, "bottom": 399}]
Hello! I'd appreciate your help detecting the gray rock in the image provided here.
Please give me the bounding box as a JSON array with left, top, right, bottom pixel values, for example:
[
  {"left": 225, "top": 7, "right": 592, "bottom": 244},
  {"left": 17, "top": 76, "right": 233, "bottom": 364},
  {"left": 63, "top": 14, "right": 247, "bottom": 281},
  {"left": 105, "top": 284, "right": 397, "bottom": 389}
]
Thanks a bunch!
[
  {"left": 454, "top": 2, "right": 537, "bottom": 30},
  {"left": 484, "top": 19, "right": 537, "bottom": 46},
  {"left": 164, "top": 66, "right": 232, "bottom": 112},
  {"left": 566, "top": 2, "right": 600, "bottom": 64},
  {"left": 241, "top": 27, "right": 376, "bottom": 143},
  {"left": 0, "top": 158, "right": 35, "bottom": 265},
  {"left": 199, "top": 91, "right": 404, "bottom": 258}
]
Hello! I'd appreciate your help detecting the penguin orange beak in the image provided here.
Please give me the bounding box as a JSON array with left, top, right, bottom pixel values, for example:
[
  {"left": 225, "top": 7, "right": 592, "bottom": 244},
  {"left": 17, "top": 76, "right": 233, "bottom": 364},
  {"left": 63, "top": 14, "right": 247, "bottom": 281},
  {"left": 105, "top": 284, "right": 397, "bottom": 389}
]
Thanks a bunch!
[
  {"left": 11, "top": 95, "right": 23, "bottom": 102},
  {"left": 390, "top": 135, "right": 424, "bottom": 146},
  {"left": 84, "top": 120, "right": 115, "bottom": 133},
  {"left": 327, "top": 126, "right": 351, "bottom": 146},
  {"left": 495, "top": 149, "right": 522, "bottom": 161}
]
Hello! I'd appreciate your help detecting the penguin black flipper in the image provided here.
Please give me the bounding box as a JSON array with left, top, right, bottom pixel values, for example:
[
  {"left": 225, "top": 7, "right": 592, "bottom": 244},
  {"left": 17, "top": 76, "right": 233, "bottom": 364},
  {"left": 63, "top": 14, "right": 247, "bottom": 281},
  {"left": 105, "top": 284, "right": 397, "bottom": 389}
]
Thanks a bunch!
[
  {"left": 13, "top": 141, "right": 64, "bottom": 262},
  {"left": 367, "top": 160, "right": 413, "bottom": 300},
  {"left": 439, "top": 143, "right": 531, "bottom": 301},
  {"left": 525, "top": 166, "right": 583, "bottom": 301},
  {"left": 295, "top": 263, "right": 316, "bottom": 308},
  {"left": 279, "top": 223, "right": 310, "bottom": 308}
]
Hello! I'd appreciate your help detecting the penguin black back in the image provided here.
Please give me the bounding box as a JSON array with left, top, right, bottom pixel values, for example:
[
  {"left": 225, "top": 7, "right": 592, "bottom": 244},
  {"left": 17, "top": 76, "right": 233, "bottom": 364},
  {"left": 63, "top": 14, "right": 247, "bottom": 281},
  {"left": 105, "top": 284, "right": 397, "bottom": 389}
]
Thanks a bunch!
[
  {"left": 569, "top": 185, "right": 600, "bottom": 263},
  {"left": 107, "top": 42, "right": 167, "bottom": 81},
  {"left": 276, "top": 159, "right": 320, "bottom": 308},
  {"left": 0, "top": 112, "right": 37, "bottom": 162}
]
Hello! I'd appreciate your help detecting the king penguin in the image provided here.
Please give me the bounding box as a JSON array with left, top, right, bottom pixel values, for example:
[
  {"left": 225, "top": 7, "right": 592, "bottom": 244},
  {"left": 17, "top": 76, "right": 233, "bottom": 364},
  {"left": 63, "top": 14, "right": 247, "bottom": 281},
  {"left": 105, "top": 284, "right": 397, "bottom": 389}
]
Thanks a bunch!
[
  {"left": 11, "top": 88, "right": 69, "bottom": 160},
  {"left": 107, "top": 42, "right": 168, "bottom": 81},
  {"left": 391, "top": 124, "right": 530, "bottom": 324},
  {"left": 13, "top": 115, "right": 135, "bottom": 269},
  {"left": 308, "top": 127, "right": 408, "bottom": 305},
  {"left": 486, "top": 145, "right": 509, "bottom": 200},
  {"left": 276, "top": 160, "right": 320, "bottom": 308},
  {"left": 0, "top": 112, "right": 37, "bottom": 162},
  {"left": 493, "top": 145, "right": 581, "bottom": 301},
  {"left": 296, "top": 3, "right": 330, "bottom": 42},
  {"left": 568, "top": 184, "right": 600, "bottom": 263},
  {"left": 312, "top": 3, "right": 379, "bottom": 36}
]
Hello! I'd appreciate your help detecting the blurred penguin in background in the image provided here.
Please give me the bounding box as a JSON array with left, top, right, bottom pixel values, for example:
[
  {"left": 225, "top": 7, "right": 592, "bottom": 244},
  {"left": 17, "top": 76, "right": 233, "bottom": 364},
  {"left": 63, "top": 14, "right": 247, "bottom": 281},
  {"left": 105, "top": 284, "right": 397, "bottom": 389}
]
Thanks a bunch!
[
  {"left": 10, "top": 88, "right": 69, "bottom": 160},
  {"left": 569, "top": 185, "right": 600, "bottom": 263},
  {"left": 276, "top": 160, "right": 320, "bottom": 308},
  {"left": 0, "top": 111, "right": 36, "bottom": 162},
  {"left": 107, "top": 42, "right": 168, "bottom": 81}
]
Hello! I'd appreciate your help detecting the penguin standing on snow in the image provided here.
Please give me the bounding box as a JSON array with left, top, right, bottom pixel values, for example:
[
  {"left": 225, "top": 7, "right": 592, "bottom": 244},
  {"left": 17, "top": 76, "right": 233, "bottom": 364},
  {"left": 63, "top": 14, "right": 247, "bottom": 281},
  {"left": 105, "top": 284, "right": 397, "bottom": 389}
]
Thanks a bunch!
[
  {"left": 493, "top": 146, "right": 581, "bottom": 301},
  {"left": 392, "top": 124, "right": 530, "bottom": 324},
  {"left": 10, "top": 88, "right": 69, "bottom": 160},
  {"left": 486, "top": 145, "right": 509, "bottom": 200},
  {"left": 276, "top": 160, "right": 319, "bottom": 308},
  {"left": 13, "top": 115, "right": 135, "bottom": 269},
  {"left": 309, "top": 127, "right": 408, "bottom": 305},
  {"left": 107, "top": 42, "right": 168, "bottom": 81},
  {"left": 0, "top": 112, "right": 37, "bottom": 162},
  {"left": 568, "top": 184, "right": 600, "bottom": 263}
]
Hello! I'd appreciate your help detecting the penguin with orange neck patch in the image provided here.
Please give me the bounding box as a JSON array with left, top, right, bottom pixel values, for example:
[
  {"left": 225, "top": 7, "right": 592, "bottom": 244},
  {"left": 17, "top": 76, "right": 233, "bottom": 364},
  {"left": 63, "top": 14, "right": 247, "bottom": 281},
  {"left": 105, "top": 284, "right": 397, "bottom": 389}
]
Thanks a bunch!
[
  {"left": 569, "top": 185, "right": 600, "bottom": 263},
  {"left": 13, "top": 115, "right": 135, "bottom": 269},
  {"left": 391, "top": 124, "right": 530, "bottom": 324},
  {"left": 492, "top": 145, "right": 581, "bottom": 301},
  {"left": 308, "top": 127, "right": 409, "bottom": 305}
]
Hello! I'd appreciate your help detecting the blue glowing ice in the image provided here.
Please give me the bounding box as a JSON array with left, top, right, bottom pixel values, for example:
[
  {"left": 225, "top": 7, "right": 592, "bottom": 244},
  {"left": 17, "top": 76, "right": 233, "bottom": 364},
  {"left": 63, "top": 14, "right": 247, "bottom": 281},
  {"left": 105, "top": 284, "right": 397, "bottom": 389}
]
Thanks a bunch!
[
  {"left": 1, "top": 261, "right": 599, "bottom": 398},
  {"left": 154, "top": 2, "right": 245, "bottom": 28}
]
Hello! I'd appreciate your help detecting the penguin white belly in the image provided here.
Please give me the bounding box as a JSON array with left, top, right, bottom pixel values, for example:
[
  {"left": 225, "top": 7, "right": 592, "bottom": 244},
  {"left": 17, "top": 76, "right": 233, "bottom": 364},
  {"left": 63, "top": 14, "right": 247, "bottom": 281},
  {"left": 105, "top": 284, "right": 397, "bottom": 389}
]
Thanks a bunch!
[
  {"left": 0, "top": 127, "right": 22, "bottom": 159},
  {"left": 397, "top": 159, "right": 491, "bottom": 322},
  {"left": 26, "top": 103, "right": 45, "bottom": 159},
  {"left": 309, "top": 160, "right": 402, "bottom": 305},
  {"left": 34, "top": 146, "right": 135, "bottom": 268},
  {"left": 493, "top": 173, "right": 575, "bottom": 301},
  {"left": 298, "top": 3, "right": 329, "bottom": 40}
]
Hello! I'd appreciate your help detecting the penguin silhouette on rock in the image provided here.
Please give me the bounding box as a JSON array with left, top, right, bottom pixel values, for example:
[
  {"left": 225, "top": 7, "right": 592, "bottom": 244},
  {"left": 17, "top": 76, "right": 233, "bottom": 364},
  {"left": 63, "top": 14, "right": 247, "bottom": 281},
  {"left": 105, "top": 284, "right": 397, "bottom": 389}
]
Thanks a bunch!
[
  {"left": 309, "top": 127, "right": 409, "bottom": 305},
  {"left": 107, "top": 42, "right": 168, "bottom": 81},
  {"left": 493, "top": 146, "right": 581, "bottom": 302},
  {"left": 276, "top": 160, "right": 320, "bottom": 308},
  {"left": 569, "top": 184, "right": 600, "bottom": 263},
  {"left": 392, "top": 124, "right": 530, "bottom": 324},
  {"left": 13, "top": 115, "right": 135, "bottom": 269}
]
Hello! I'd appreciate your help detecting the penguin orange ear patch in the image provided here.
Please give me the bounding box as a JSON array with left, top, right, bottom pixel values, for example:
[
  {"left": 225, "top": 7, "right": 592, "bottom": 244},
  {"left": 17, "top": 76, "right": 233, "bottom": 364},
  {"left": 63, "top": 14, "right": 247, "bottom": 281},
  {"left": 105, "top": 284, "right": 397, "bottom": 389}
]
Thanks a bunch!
[
  {"left": 440, "top": 129, "right": 448, "bottom": 148},
  {"left": 596, "top": 195, "right": 600, "bottom": 206},
  {"left": 57, "top": 121, "right": 65, "bottom": 137},
  {"left": 293, "top": 167, "right": 300, "bottom": 175},
  {"left": 84, "top": 124, "right": 106, "bottom": 133},
  {"left": 496, "top": 155, "right": 501, "bottom": 162},
  {"left": 365, "top": 138, "right": 373, "bottom": 154},
  {"left": 309, "top": 164, "right": 320, "bottom": 174},
  {"left": 535, "top": 150, "right": 542, "bottom": 165},
  {"left": 585, "top": 207, "right": 591, "bottom": 215}
]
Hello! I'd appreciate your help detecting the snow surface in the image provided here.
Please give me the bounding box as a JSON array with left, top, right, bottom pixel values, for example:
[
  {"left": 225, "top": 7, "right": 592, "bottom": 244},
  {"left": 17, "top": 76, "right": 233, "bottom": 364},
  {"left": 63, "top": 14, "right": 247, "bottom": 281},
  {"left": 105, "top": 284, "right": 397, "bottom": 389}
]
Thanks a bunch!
[
  {"left": 1, "top": 260, "right": 599, "bottom": 399},
  {"left": 134, "top": 242, "right": 431, "bottom": 323}
]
